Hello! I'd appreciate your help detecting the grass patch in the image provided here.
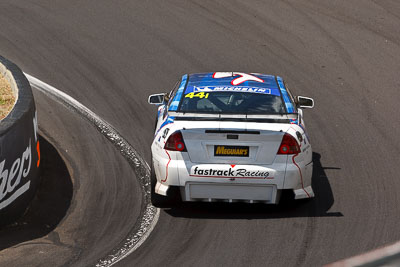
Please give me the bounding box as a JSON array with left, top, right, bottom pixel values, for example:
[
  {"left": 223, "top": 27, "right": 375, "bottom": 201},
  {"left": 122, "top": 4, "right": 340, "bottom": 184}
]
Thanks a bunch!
[{"left": 0, "top": 75, "right": 16, "bottom": 120}]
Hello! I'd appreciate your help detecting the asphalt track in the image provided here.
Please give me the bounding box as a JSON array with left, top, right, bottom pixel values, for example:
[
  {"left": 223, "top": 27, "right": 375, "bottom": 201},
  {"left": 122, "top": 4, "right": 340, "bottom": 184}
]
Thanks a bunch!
[{"left": 1, "top": 0, "right": 400, "bottom": 266}]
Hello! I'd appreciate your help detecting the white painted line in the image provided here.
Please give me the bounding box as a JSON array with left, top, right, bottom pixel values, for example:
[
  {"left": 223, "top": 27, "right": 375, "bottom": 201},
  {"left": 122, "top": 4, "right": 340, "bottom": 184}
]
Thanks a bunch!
[
  {"left": 25, "top": 73, "right": 107, "bottom": 128},
  {"left": 24, "top": 73, "right": 160, "bottom": 267},
  {"left": 326, "top": 241, "right": 400, "bottom": 266}
]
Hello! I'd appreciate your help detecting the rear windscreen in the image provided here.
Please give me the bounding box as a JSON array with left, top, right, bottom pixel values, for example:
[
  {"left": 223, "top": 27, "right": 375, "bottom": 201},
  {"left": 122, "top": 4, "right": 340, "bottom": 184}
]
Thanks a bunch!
[{"left": 179, "top": 91, "right": 286, "bottom": 114}]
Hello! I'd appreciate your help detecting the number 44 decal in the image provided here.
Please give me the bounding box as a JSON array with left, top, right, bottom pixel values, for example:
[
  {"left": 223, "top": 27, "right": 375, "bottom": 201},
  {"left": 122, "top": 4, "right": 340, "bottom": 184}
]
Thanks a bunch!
[{"left": 185, "top": 92, "right": 209, "bottom": 99}]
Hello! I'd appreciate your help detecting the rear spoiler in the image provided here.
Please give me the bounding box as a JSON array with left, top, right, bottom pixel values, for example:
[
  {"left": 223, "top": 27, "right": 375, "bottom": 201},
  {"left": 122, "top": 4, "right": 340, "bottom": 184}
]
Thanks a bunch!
[{"left": 169, "top": 112, "right": 298, "bottom": 123}]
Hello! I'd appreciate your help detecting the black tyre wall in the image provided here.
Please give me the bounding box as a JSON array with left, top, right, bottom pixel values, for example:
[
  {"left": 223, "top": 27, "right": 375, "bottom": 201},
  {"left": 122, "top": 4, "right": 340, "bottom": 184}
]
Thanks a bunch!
[{"left": 0, "top": 56, "right": 40, "bottom": 226}]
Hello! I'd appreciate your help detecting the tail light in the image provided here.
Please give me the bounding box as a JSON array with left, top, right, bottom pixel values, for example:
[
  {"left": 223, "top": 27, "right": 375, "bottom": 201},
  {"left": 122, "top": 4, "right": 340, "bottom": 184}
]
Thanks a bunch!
[
  {"left": 164, "top": 131, "right": 187, "bottom": 151},
  {"left": 278, "top": 133, "right": 300, "bottom": 154}
]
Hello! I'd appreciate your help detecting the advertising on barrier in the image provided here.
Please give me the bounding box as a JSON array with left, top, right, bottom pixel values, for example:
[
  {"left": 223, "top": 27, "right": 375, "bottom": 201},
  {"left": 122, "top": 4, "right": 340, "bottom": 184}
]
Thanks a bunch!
[
  {"left": 0, "top": 56, "right": 40, "bottom": 225},
  {"left": 0, "top": 111, "right": 39, "bottom": 211}
]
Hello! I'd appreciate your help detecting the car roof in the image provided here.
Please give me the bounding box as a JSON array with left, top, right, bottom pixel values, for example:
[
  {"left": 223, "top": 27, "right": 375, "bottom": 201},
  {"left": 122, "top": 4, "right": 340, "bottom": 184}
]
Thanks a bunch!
[
  {"left": 168, "top": 72, "right": 296, "bottom": 114},
  {"left": 186, "top": 72, "right": 279, "bottom": 89}
]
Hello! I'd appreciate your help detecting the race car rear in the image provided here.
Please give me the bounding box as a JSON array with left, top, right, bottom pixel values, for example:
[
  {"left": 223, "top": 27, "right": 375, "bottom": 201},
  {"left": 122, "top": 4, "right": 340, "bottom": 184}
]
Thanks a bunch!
[
  {"left": 152, "top": 118, "right": 313, "bottom": 204},
  {"left": 149, "top": 72, "right": 315, "bottom": 206}
]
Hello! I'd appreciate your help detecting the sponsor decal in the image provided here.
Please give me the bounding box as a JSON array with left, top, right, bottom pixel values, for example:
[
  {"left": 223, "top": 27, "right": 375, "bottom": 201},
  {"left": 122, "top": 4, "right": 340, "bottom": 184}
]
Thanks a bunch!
[
  {"left": 193, "top": 86, "right": 271, "bottom": 95},
  {"left": 157, "top": 106, "right": 164, "bottom": 119},
  {"left": 191, "top": 165, "right": 273, "bottom": 179},
  {"left": 213, "top": 72, "right": 264, "bottom": 85},
  {"left": 0, "top": 112, "right": 38, "bottom": 210},
  {"left": 298, "top": 123, "right": 310, "bottom": 144},
  {"left": 214, "top": 145, "right": 249, "bottom": 157},
  {"left": 296, "top": 131, "right": 303, "bottom": 142},
  {"left": 302, "top": 145, "right": 310, "bottom": 153},
  {"left": 0, "top": 142, "right": 32, "bottom": 209},
  {"left": 185, "top": 91, "right": 209, "bottom": 99},
  {"left": 154, "top": 115, "right": 174, "bottom": 137},
  {"left": 162, "top": 128, "right": 169, "bottom": 139}
]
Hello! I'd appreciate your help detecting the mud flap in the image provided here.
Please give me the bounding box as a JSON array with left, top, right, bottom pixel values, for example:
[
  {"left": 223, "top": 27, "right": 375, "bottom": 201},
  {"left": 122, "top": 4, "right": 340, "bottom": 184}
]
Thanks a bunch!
[
  {"left": 155, "top": 182, "right": 169, "bottom": 196},
  {"left": 294, "top": 186, "right": 314, "bottom": 199}
]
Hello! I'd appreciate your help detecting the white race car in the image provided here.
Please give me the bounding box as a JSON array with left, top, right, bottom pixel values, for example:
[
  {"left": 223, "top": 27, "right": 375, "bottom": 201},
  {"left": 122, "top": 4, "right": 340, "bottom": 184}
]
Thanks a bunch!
[{"left": 148, "top": 72, "right": 314, "bottom": 206}]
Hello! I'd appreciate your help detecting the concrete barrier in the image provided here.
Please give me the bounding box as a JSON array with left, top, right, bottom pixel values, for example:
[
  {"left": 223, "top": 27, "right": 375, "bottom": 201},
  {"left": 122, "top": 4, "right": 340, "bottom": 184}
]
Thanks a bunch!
[{"left": 0, "top": 56, "right": 40, "bottom": 226}]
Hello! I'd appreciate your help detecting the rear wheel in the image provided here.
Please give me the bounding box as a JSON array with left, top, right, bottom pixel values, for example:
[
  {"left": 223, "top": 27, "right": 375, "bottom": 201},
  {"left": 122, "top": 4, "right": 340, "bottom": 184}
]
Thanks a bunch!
[
  {"left": 279, "top": 190, "right": 295, "bottom": 206},
  {"left": 279, "top": 189, "right": 313, "bottom": 207}
]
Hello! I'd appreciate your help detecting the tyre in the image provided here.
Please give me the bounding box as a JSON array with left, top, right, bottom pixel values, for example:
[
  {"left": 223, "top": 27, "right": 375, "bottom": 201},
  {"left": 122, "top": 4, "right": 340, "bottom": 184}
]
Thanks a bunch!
[{"left": 279, "top": 189, "right": 313, "bottom": 207}]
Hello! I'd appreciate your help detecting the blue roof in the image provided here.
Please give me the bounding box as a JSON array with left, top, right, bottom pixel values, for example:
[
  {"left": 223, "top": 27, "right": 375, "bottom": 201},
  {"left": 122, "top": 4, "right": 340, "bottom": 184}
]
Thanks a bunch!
[
  {"left": 182, "top": 72, "right": 280, "bottom": 97},
  {"left": 168, "top": 72, "right": 296, "bottom": 114},
  {"left": 187, "top": 72, "right": 278, "bottom": 89}
]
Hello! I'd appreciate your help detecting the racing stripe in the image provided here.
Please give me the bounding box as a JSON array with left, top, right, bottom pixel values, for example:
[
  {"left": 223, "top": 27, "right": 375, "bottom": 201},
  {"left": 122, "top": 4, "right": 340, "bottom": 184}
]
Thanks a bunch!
[
  {"left": 161, "top": 150, "right": 171, "bottom": 183},
  {"left": 276, "top": 76, "right": 295, "bottom": 113},
  {"left": 298, "top": 122, "right": 311, "bottom": 143},
  {"left": 155, "top": 116, "right": 175, "bottom": 136},
  {"left": 292, "top": 153, "right": 311, "bottom": 198},
  {"left": 169, "top": 74, "right": 188, "bottom": 111},
  {"left": 156, "top": 106, "right": 163, "bottom": 119}
]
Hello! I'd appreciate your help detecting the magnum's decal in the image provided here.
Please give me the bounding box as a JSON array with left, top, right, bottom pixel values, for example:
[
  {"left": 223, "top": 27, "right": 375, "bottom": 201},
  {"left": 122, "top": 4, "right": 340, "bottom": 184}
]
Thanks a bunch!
[{"left": 214, "top": 145, "right": 249, "bottom": 157}]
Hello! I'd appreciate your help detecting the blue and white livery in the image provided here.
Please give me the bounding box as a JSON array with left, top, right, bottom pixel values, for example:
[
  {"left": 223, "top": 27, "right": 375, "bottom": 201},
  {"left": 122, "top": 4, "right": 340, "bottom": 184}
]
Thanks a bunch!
[{"left": 148, "top": 72, "right": 315, "bottom": 206}]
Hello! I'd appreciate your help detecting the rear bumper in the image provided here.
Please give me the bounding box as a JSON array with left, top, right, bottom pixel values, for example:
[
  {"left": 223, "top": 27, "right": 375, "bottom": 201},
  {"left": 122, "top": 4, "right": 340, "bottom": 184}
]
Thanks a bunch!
[
  {"left": 152, "top": 152, "right": 314, "bottom": 203},
  {"left": 181, "top": 183, "right": 280, "bottom": 203}
]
